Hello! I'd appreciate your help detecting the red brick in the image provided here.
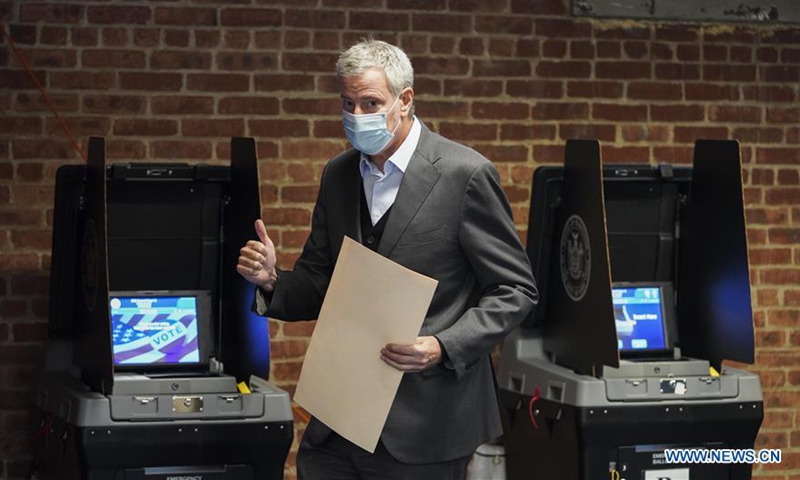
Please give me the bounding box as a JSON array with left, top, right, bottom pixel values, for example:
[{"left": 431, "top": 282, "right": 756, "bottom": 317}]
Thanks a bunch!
[
  {"left": 194, "top": 30, "right": 220, "bottom": 48},
  {"left": 283, "top": 30, "right": 310, "bottom": 50},
  {"left": 536, "top": 61, "right": 590, "bottom": 78},
  {"left": 151, "top": 96, "right": 213, "bottom": 116},
  {"left": 766, "top": 107, "right": 800, "bottom": 124},
  {"left": 763, "top": 66, "right": 800, "bottom": 83},
  {"left": 624, "top": 41, "right": 648, "bottom": 59},
  {"left": 150, "top": 51, "right": 211, "bottom": 70},
  {"left": 13, "top": 322, "right": 47, "bottom": 342},
  {"left": 150, "top": 141, "right": 212, "bottom": 160},
  {"left": 533, "top": 102, "right": 589, "bottom": 121},
  {"left": 649, "top": 42, "right": 674, "bottom": 61},
  {"left": 758, "top": 149, "right": 800, "bottom": 166},
  {"left": 596, "top": 41, "right": 621, "bottom": 58},
  {"left": 164, "top": 30, "right": 190, "bottom": 47},
  {"left": 438, "top": 123, "right": 497, "bottom": 142},
  {"left": 676, "top": 45, "right": 699, "bottom": 62},
  {"left": 119, "top": 72, "right": 181, "bottom": 92},
  {"left": 313, "top": 31, "right": 341, "bottom": 51},
  {"left": 412, "top": 13, "right": 471, "bottom": 32},
  {"left": 517, "top": 38, "right": 539, "bottom": 58},
  {"left": 182, "top": 119, "right": 244, "bottom": 138},
  {"left": 254, "top": 74, "right": 314, "bottom": 92},
  {"left": 504, "top": 80, "right": 561, "bottom": 99},
  {"left": 709, "top": 106, "right": 762, "bottom": 123},
  {"left": 685, "top": 83, "right": 739, "bottom": 101},
  {"left": 70, "top": 27, "right": 98, "bottom": 46},
  {"left": 283, "top": 140, "right": 344, "bottom": 160},
  {"left": 45, "top": 116, "right": 110, "bottom": 136},
  {"left": 12, "top": 140, "right": 76, "bottom": 160},
  {"left": 628, "top": 82, "right": 681, "bottom": 101},
  {"left": 16, "top": 164, "right": 44, "bottom": 183},
  {"left": 533, "top": 145, "right": 564, "bottom": 164},
  {"left": 601, "top": 146, "right": 649, "bottom": 163},
  {"left": 282, "top": 99, "right": 338, "bottom": 116},
  {"left": 597, "top": 61, "right": 651, "bottom": 79},
  {"left": 733, "top": 127, "right": 782, "bottom": 144},
  {"left": 656, "top": 24, "right": 698, "bottom": 42},
  {"left": 282, "top": 186, "right": 319, "bottom": 204},
  {"left": 224, "top": 31, "right": 251, "bottom": 49},
  {"left": 500, "top": 124, "right": 555, "bottom": 141},
  {"left": 560, "top": 124, "right": 615, "bottom": 142},
  {"left": 113, "top": 119, "right": 177, "bottom": 137},
  {"left": 621, "top": 125, "right": 669, "bottom": 143},
  {"left": 409, "top": 56, "right": 469, "bottom": 76},
  {"left": 542, "top": 39, "right": 567, "bottom": 58},
  {"left": 702, "top": 65, "right": 757, "bottom": 82},
  {"left": 0, "top": 118, "right": 42, "bottom": 135},
  {"left": 650, "top": 105, "right": 705, "bottom": 122},
  {"left": 672, "top": 126, "right": 727, "bottom": 144},
  {"left": 124, "top": 28, "right": 155, "bottom": 47},
  {"left": 444, "top": 79, "right": 501, "bottom": 97},
  {"left": 20, "top": 4, "right": 84, "bottom": 23},
  {"left": 281, "top": 53, "right": 338, "bottom": 73},
  {"left": 81, "top": 49, "right": 145, "bottom": 69},
  {"left": 283, "top": 9, "right": 344, "bottom": 29},
  {"left": 154, "top": 7, "right": 217, "bottom": 26},
  {"left": 0, "top": 206, "right": 44, "bottom": 226},
  {"left": 187, "top": 74, "right": 249, "bottom": 92},
  {"left": 743, "top": 85, "right": 795, "bottom": 103},
  {"left": 761, "top": 268, "right": 800, "bottom": 285},
  {"left": 566, "top": 80, "right": 623, "bottom": 99},
  {"left": 778, "top": 169, "right": 799, "bottom": 185},
  {"left": 592, "top": 104, "right": 647, "bottom": 122},
  {"left": 215, "top": 97, "right": 278, "bottom": 116},
  {"left": 655, "top": 63, "right": 700, "bottom": 80},
  {"left": 511, "top": 0, "right": 564, "bottom": 15},
  {"left": 476, "top": 15, "right": 531, "bottom": 35},
  {"left": 472, "top": 59, "right": 531, "bottom": 77},
  {"left": 535, "top": 18, "right": 591, "bottom": 38},
  {"left": 472, "top": 102, "right": 529, "bottom": 120},
  {"left": 652, "top": 146, "right": 694, "bottom": 165},
  {"left": 10, "top": 48, "right": 76, "bottom": 69},
  {"left": 106, "top": 138, "right": 146, "bottom": 160},
  {"left": 570, "top": 40, "right": 594, "bottom": 59},
  {"left": 50, "top": 71, "right": 114, "bottom": 90},
  {"left": 40, "top": 26, "right": 68, "bottom": 46},
  {"left": 250, "top": 120, "right": 309, "bottom": 138},
  {"left": 472, "top": 144, "right": 527, "bottom": 163},
  {"left": 431, "top": 36, "right": 456, "bottom": 54},
  {"left": 10, "top": 186, "right": 55, "bottom": 207},
  {"left": 83, "top": 95, "right": 145, "bottom": 114},
  {"left": 101, "top": 27, "right": 128, "bottom": 47},
  {"left": 0, "top": 253, "right": 40, "bottom": 272},
  {"left": 349, "top": 11, "right": 408, "bottom": 31},
  {"left": 216, "top": 8, "right": 280, "bottom": 26},
  {"left": 745, "top": 208, "right": 787, "bottom": 226},
  {"left": 88, "top": 6, "right": 151, "bottom": 24}
]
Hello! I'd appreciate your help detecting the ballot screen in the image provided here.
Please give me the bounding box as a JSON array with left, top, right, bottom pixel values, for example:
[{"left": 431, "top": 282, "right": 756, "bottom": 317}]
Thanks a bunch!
[{"left": 612, "top": 285, "right": 668, "bottom": 352}]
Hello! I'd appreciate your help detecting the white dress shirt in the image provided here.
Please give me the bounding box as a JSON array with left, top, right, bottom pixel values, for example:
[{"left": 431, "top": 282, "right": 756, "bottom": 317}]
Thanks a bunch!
[{"left": 359, "top": 117, "right": 421, "bottom": 226}]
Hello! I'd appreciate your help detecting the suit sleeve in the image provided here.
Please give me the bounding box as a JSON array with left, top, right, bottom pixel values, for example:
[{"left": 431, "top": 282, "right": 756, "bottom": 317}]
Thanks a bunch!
[
  {"left": 254, "top": 164, "right": 334, "bottom": 321},
  {"left": 435, "top": 161, "right": 538, "bottom": 379}
]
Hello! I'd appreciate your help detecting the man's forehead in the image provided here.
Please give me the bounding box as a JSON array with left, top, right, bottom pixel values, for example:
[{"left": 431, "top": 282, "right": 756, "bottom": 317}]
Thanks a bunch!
[{"left": 339, "top": 68, "right": 390, "bottom": 92}]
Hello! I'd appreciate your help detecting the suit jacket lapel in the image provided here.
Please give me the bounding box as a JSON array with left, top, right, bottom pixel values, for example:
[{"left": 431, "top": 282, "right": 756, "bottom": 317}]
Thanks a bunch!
[
  {"left": 378, "top": 125, "right": 441, "bottom": 257},
  {"left": 329, "top": 150, "right": 362, "bottom": 257}
]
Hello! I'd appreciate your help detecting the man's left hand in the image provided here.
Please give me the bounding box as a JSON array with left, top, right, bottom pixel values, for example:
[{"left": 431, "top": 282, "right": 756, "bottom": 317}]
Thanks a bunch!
[{"left": 381, "top": 336, "right": 442, "bottom": 372}]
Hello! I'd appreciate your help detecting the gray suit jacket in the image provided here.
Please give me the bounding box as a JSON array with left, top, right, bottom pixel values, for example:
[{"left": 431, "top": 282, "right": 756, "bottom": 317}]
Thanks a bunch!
[{"left": 258, "top": 122, "right": 537, "bottom": 464}]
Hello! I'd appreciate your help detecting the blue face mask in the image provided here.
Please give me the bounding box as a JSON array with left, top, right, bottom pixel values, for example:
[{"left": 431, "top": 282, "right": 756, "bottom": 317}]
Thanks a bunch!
[{"left": 342, "top": 97, "right": 401, "bottom": 155}]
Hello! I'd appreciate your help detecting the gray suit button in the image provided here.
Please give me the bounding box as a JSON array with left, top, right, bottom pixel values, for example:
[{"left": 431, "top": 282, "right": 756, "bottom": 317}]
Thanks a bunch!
[{"left": 366, "top": 236, "right": 375, "bottom": 245}]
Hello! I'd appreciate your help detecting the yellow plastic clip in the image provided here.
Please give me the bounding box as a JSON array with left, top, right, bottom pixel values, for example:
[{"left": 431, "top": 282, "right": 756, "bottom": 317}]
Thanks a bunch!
[
  {"left": 709, "top": 366, "right": 720, "bottom": 378},
  {"left": 610, "top": 469, "right": 621, "bottom": 480},
  {"left": 237, "top": 381, "right": 251, "bottom": 394}
]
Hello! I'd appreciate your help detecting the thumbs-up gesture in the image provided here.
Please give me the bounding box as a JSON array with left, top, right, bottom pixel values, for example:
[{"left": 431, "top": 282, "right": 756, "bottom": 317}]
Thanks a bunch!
[{"left": 237, "top": 219, "right": 278, "bottom": 292}]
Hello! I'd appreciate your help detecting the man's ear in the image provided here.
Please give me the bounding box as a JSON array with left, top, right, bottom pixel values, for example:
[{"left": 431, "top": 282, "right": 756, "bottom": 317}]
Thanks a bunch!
[{"left": 400, "top": 87, "right": 414, "bottom": 116}]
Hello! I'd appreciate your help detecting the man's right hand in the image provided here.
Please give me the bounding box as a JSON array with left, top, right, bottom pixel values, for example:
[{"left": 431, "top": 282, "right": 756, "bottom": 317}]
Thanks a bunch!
[{"left": 236, "top": 219, "right": 278, "bottom": 292}]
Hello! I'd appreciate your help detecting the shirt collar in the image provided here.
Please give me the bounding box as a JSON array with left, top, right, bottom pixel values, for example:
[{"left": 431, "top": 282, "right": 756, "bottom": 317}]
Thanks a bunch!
[{"left": 359, "top": 117, "right": 421, "bottom": 178}]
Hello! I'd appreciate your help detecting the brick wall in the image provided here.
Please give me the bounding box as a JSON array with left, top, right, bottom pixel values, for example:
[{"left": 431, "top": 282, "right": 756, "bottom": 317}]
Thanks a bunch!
[{"left": 1, "top": 0, "right": 799, "bottom": 478}]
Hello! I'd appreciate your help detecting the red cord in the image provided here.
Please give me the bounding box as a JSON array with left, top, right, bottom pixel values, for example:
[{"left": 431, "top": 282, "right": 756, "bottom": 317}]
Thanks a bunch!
[
  {"left": 31, "top": 413, "right": 54, "bottom": 440},
  {"left": 0, "top": 20, "right": 86, "bottom": 162},
  {"left": 528, "top": 385, "right": 541, "bottom": 429}
]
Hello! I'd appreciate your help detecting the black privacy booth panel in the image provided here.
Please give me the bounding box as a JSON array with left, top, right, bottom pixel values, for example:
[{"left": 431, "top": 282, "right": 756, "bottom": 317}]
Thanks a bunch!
[
  {"left": 38, "top": 137, "right": 292, "bottom": 480},
  {"left": 498, "top": 140, "right": 762, "bottom": 480}
]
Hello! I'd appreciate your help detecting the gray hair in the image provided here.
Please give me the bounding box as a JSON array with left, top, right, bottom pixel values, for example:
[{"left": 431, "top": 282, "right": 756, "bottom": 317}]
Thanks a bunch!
[{"left": 336, "top": 39, "right": 414, "bottom": 98}]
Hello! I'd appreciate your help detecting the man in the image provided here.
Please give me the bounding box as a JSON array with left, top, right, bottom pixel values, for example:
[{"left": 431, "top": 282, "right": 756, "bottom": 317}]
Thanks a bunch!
[{"left": 237, "top": 40, "right": 537, "bottom": 480}]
